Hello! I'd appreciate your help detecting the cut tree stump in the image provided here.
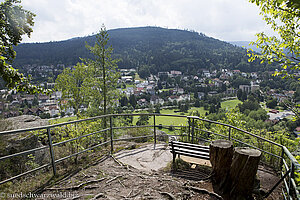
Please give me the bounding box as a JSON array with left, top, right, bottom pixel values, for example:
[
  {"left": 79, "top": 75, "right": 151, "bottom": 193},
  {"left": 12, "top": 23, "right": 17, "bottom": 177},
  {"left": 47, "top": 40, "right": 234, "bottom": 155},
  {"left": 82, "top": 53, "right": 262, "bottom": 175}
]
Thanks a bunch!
[
  {"left": 229, "top": 147, "right": 261, "bottom": 199},
  {"left": 209, "top": 140, "right": 262, "bottom": 200},
  {"left": 209, "top": 139, "right": 233, "bottom": 187}
]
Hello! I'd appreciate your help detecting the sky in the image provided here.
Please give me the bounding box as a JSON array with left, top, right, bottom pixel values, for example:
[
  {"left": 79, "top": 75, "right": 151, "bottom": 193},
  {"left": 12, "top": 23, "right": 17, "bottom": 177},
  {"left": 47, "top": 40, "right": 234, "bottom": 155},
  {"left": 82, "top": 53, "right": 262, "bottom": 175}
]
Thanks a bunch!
[{"left": 19, "top": 0, "right": 273, "bottom": 43}]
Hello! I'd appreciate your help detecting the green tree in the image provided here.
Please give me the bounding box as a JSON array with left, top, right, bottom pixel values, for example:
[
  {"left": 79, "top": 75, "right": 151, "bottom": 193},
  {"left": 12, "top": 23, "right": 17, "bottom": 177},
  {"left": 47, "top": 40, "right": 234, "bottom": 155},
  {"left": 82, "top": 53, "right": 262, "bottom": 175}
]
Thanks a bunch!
[
  {"left": 0, "top": 0, "right": 48, "bottom": 94},
  {"left": 248, "top": 0, "right": 299, "bottom": 118},
  {"left": 138, "top": 65, "right": 151, "bottom": 79},
  {"left": 55, "top": 63, "right": 90, "bottom": 117},
  {"left": 155, "top": 104, "right": 161, "bottom": 113},
  {"left": 248, "top": 0, "right": 300, "bottom": 77},
  {"left": 120, "top": 96, "right": 128, "bottom": 107},
  {"left": 195, "top": 99, "right": 201, "bottom": 107},
  {"left": 237, "top": 89, "right": 243, "bottom": 101},
  {"left": 241, "top": 91, "right": 247, "bottom": 102},
  {"left": 84, "top": 25, "right": 120, "bottom": 116},
  {"left": 136, "top": 115, "right": 149, "bottom": 126},
  {"left": 266, "top": 98, "right": 278, "bottom": 109},
  {"left": 238, "top": 99, "right": 261, "bottom": 113},
  {"left": 129, "top": 94, "right": 137, "bottom": 109}
]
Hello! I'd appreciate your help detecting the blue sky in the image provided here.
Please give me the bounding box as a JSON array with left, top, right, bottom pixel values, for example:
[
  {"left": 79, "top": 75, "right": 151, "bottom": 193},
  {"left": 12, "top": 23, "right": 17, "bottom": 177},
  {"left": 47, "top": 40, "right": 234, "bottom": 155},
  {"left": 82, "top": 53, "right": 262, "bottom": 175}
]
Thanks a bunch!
[{"left": 20, "top": 0, "right": 273, "bottom": 43}]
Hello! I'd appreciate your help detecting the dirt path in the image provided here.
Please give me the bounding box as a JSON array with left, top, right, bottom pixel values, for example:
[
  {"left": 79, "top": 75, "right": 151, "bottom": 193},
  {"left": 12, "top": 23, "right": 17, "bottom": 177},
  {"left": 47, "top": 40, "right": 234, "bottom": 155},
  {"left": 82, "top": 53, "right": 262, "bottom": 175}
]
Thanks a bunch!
[
  {"left": 41, "top": 156, "right": 215, "bottom": 200},
  {"left": 114, "top": 143, "right": 172, "bottom": 172},
  {"left": 39, "top": 142, "right": 283, "bottom": 200}
]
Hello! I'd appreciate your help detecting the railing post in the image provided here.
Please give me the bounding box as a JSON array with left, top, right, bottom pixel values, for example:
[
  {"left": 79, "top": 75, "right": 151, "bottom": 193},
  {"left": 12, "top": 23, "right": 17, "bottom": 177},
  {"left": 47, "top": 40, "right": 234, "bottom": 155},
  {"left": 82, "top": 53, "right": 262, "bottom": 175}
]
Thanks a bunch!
[
  {"left": 228, "top": 127, "right": 231, "bottom": 140},
  {"left": 289, "top": 162, "right": 295, "bottom": 199},
  {"left": 279, "top": 147, "right": 284, "bottom": 172},
  {"left": 110, "top": 116, "right": 113, "bottom": 154},
  {"left": 191, "top": 118, "right": 195, "bottom": 143},
  {"left": 153, "top": 114, "right": 156, "bottom": 149},
  {"left": 47, "top": 127, "right": 56, "bottom": 176},
  {"left": 188, "top": 117, "right": 191, "bottom": 142}
]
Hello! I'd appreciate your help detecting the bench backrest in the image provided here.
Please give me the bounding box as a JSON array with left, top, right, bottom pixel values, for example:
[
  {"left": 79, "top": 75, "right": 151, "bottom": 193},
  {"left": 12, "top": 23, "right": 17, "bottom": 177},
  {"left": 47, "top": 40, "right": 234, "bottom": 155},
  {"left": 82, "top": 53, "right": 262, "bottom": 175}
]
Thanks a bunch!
[{"left": 170, "top": 141, "right": 210, "bottom": 160}]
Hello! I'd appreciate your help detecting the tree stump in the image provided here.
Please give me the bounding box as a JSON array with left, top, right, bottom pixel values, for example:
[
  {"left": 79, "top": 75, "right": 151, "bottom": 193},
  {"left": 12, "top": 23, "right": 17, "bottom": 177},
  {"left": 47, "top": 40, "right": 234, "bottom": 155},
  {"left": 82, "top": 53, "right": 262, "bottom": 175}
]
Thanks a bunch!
[
  {"left": 229, "top": 147, "right": 261, "bottom": 199},
  {"left": 209, "top": 139, "right": 233, "bottom": 187}
]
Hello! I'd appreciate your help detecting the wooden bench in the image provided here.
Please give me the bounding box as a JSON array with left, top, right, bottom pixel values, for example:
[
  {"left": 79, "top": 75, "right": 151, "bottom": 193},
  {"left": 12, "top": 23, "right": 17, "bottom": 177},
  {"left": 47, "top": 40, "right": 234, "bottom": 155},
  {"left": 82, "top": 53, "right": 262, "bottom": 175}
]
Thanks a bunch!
[{"left": 170, "top": 141, "right": 210, "bottom": 166}]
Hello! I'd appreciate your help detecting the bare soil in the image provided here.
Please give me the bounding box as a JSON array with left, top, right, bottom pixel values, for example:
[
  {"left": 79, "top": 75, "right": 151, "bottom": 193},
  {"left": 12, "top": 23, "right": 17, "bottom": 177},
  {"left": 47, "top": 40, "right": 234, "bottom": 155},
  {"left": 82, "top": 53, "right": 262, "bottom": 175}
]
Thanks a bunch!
[{"left": 39, "top": 142, "right": 283, "bottom": 200}]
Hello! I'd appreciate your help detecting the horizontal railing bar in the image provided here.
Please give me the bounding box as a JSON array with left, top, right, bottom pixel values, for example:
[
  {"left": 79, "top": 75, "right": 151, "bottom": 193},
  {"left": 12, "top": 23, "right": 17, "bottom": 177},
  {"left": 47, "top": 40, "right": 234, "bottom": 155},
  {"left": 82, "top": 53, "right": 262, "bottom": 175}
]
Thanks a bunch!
[
  {"left": 0, "top": 163, "right": 51, "bottom": 185},
  {"left": 0, "top": 113, "right": 186, "bottom": 136},
  {"left": 113, "top": 125, "right": 153, "bottom": 130},
  {"left": 114, "top": 125, "right": 186, "bottom": 131},
  {"left": 0, "top": 114, "right": 284, "bottom": 149},
  {"left": 196, "top": 137, "right": 212, "bottom": 143},
  {"left": 168, "top": 134, "right": 182, "bottom": 137},
  {"left": 113, "top": 135, "right": 153, "bottom": 142},
  {"left": 190, "top": 116, "right": 283, "bottom": 148},
  {"left": 196, "top": 126, "right": 281, "bottom": 159},
  {"left": 55, "top": 141, "right": 110, "bottom": 164},
  {"left": 231, "top": 138, "right": 281, "bottom": 159},
  {"left": 195, "top": 128, "right": 228, "bottom": 138},
  {"left": 53, "top": 128, "right": 109, "bottom": 147},
  {"left": 0, "top": 145, "right": 49, "bottom": 162},
  {"left": 159, "top": 125, "right": 187, "bottom": 128}
]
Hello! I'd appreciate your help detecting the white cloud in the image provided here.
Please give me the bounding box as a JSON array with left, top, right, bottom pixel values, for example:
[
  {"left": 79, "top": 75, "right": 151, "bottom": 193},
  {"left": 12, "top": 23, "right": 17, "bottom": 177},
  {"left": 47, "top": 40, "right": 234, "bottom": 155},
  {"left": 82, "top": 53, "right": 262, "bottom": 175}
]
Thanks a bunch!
[{"left": 20, "top": 0, "right": 274, "bottom": 43}]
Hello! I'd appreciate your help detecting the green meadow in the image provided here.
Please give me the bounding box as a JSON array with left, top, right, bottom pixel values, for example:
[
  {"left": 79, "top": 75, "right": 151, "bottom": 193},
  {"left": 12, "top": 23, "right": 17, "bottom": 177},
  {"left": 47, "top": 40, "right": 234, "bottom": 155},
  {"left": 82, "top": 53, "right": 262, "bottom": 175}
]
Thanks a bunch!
[{"left": 50, "top": 99, "right": 241, "bottom": 126}]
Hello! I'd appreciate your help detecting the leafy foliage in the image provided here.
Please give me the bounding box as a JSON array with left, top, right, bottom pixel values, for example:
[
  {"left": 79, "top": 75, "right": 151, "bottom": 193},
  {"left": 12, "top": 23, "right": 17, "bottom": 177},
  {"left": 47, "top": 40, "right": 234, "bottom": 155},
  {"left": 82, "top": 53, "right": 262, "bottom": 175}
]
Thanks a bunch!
[
  {"left": 83, "top": 25, "right": 120, "bottom": 116},
  {"left": 0, "top": 0, "right": 48, "bottom": 94},
  {"left": 55, "top": 63, "right": 91, "bottom": 117},
  {"left": 248, "top": 0, "right": 300, "bottom": 79}
]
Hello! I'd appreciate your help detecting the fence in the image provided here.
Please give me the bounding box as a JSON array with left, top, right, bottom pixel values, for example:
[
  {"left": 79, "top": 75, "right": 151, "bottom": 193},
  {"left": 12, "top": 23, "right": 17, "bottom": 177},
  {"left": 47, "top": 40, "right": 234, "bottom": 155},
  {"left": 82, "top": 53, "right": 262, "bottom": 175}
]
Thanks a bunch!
[{"left": 0, "top": 113, "right": 299, "bottom": 199}]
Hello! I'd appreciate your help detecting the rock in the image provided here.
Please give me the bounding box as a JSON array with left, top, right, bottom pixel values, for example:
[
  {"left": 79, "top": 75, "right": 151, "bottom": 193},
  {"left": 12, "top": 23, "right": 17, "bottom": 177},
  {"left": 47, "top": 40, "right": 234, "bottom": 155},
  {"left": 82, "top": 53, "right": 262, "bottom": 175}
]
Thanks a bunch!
[
  {"left": 5, "top": 133, "right": 49, "bottom": 166},
  {"left": 0, "top": 115, "right": 49, "bottom": 178},
  {"left": 5, "top": 115, "right": 49, "bottom": 130},
  {"left": 155, "top": 130, "right": 168, "bottom": 142}
]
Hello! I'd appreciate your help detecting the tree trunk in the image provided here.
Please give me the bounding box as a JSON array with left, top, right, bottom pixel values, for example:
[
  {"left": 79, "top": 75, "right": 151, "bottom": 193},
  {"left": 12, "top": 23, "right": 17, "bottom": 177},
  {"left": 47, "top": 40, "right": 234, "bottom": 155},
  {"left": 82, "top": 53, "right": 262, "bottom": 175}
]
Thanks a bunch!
[
  {"left": 209, "top": 139, "right": 233, "bottom": 188},
  {"left": 229, "top": 147, "right": 261, "bottom": 199}
]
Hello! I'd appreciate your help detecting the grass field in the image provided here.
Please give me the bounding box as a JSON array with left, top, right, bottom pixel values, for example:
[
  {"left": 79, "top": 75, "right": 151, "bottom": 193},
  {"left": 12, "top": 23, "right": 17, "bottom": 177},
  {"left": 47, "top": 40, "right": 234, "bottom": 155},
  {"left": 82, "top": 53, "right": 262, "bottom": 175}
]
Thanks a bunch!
[
  {"left": 221, "top": 99, "right": 241, "bottom": 110},
  {"left": 125, "top": 84, "right": 135, "bottom": 88},
  {"left": 135, "top": 74, "right": 145, "bottom": 82},
  {"left": 134, "top": 99, "right": 241, "bottom": 126},
  {"left": 50, "top": 99, "right": 241, "bottom": 126}
]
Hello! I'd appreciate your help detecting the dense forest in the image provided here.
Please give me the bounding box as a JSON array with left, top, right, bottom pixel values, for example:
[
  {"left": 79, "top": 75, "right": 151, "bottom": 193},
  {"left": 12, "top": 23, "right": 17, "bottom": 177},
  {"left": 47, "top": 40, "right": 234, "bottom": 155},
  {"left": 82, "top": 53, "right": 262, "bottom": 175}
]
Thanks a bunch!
[{"left": 13, "top": 27, "right": 275, "bottom": 74}]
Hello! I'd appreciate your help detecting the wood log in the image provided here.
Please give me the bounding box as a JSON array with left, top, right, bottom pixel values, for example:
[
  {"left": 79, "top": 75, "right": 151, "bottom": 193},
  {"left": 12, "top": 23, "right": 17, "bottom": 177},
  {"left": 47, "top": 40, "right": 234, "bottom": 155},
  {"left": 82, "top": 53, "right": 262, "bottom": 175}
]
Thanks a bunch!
[
  {"left": 209, "top": 140, "right": 233, "bottom": 187},
  {"left": 229, "top": 147, "right": 261, "bottom": 199}
]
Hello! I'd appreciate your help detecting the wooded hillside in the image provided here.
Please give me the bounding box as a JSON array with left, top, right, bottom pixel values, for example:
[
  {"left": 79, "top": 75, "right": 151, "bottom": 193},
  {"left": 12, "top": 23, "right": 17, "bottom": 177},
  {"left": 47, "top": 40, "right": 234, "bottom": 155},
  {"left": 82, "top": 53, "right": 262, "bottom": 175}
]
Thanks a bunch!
[{"left": 13, "top": 27, "right": 274, "bottom": 73}]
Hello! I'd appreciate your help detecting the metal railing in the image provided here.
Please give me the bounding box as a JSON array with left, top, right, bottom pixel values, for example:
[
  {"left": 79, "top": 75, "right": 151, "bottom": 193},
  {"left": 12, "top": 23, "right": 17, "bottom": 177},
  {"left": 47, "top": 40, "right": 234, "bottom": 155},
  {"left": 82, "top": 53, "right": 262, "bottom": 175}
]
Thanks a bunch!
[{"left": 0, "top": 113, "right": 298, "bottom": 199}]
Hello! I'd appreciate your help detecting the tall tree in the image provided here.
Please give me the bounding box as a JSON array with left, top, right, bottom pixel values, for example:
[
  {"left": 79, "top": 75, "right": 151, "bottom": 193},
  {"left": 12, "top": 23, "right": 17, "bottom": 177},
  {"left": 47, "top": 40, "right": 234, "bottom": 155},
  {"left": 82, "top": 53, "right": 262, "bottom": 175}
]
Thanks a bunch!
[
  {"left": 55, "top": 63, "right": 90, "bottom": 118},
  {"left": 248, "top": 0, "right": 300, "bottom": 118},
  {"left": 0, "top": 0, "right": 47, "bottom": 94},
  {"left": 84, "top": 25, "right": 120, "bottom": 116}
]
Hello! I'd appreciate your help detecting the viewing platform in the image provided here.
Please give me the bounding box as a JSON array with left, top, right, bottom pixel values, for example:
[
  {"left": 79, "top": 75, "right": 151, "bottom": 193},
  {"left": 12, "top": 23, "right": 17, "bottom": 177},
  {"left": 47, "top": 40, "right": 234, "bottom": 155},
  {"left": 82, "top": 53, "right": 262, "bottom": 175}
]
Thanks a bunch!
[{"left": 0, "top": 113, "right": 298, "bottom": 199}]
